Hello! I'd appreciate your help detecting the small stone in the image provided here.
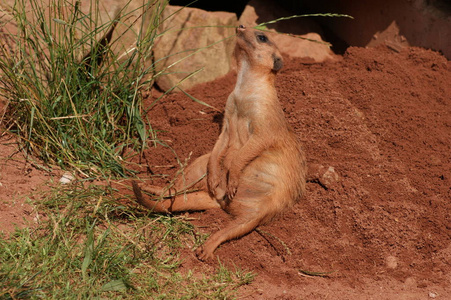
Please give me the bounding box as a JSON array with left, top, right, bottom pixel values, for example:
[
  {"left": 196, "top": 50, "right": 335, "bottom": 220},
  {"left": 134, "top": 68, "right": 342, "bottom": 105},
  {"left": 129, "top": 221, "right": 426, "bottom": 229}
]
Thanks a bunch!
[
  {"left": 59, "top": 172, "right": 75, "bottom": 184},
  {"left": 307, "top": 164, "right": 340, "bottom": 189},
  {"left": 321, "top": 166, "right": 340, "bottom": 187},
  {"left": 385, "top": 255, "right": 398, "bottom": 269}
]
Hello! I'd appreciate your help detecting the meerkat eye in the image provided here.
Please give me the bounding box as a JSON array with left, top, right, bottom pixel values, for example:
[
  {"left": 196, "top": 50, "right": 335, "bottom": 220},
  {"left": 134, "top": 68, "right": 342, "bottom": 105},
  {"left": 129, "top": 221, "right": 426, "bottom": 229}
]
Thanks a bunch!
[{"left": 257, "top": 34, "right": 268, "bottom": 43}]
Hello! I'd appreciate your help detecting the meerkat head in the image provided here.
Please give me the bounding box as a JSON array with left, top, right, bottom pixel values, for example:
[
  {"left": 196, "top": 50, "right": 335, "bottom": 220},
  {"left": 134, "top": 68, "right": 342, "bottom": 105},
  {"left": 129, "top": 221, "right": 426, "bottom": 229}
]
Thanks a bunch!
[{"left": 234, "top": 25, "right": 284, "bottom": 73}]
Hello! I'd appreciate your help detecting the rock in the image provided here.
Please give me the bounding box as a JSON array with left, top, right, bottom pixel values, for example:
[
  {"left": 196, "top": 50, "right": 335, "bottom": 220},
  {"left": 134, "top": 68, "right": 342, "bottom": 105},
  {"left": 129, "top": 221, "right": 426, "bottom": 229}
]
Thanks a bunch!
[
  {"left": 370, "top": 21, "right": 409, "bottom": 53},
  {"left": 59, "top": 172, "right": 75, "bottom": 184},
  {"left": 307, "top": 163, "right": 340, "bottom": 189},
  {"left": 428, "top": 291, "right": 438, "bottom": 298},
  {"left": 76, "top": 0, "right": 156, "bottom": 74},
  {"left": 385, "top": 255, "right": 398, "bottom": 269},
  {"left": 153, "top": 5, "right": 237, "bottom": 91},
  {"left": 239, "top": 0, "right": 336, "bottom": 62}
]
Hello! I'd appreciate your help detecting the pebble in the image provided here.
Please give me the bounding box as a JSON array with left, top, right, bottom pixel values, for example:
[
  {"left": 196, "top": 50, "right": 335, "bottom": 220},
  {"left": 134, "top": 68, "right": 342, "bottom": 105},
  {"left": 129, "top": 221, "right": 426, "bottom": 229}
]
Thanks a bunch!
[
  {"left": 385, "top": 255, "right": 398, "bottom": 269},
  {"left": 59, "top": 172, "right": 75, "bottom": 184}
]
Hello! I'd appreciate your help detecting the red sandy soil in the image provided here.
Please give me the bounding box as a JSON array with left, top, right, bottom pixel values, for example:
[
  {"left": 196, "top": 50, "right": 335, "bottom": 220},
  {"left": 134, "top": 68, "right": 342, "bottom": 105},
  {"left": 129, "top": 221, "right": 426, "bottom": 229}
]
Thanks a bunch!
[{"left": 1, "top": 45, "right": 450, "bottom": 298}]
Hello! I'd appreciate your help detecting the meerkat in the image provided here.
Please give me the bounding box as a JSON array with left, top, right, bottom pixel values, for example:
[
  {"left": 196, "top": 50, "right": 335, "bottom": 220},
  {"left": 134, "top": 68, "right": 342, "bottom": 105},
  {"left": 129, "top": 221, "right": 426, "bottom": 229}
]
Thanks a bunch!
[{"left": 133, "top": 25, "right": 307, "bottom": 260}]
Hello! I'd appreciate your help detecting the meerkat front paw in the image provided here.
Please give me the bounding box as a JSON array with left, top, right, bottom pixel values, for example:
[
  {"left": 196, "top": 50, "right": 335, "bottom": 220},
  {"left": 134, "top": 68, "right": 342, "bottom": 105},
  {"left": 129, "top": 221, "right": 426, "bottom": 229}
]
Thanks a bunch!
[
  {"left": 207, "top": 173, "right": 220, "bottom": 191},
  {"left": 227, "top": 172, "right": 239, "bottom": 198},
  {"left": 195, "top": 245, "right": 215, "bottom": 261}
]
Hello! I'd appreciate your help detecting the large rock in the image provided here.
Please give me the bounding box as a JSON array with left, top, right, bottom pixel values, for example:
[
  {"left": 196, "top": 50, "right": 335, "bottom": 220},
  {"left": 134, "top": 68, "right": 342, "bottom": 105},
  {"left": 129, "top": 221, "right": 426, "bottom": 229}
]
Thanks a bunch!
[
  {"left": 239, "top": 0, "right": 336, "bottom": 62},
  {"left": 153, "top": 5, "right": 237, "bottom": 91},
  {"left": 0, "top": 0, "right": 151, "bottom": 65}
]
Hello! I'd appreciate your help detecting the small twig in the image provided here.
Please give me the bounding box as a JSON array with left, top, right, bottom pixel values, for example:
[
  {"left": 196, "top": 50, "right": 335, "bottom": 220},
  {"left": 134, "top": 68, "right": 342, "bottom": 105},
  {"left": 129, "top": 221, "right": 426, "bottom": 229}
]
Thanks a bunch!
[
  {"left": 298, "top": 269, "right": 336, "bottom": 278},
  {"left": 256, "top": 228, "right": 292, "bottom": 259}
]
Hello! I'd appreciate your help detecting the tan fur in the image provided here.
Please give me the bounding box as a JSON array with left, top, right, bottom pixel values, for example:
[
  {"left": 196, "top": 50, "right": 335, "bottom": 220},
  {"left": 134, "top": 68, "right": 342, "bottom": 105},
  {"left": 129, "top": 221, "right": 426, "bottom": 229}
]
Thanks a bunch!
[{"left": 133, "top": 25, "right": 307, "bottom": 260}]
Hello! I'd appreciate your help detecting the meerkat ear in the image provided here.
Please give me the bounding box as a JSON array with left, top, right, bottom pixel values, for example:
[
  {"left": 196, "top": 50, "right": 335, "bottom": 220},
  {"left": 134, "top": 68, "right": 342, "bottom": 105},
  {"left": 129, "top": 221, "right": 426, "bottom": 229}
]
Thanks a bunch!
[{"left": 272, "top": 54, "right": 283, "bottom": 71}]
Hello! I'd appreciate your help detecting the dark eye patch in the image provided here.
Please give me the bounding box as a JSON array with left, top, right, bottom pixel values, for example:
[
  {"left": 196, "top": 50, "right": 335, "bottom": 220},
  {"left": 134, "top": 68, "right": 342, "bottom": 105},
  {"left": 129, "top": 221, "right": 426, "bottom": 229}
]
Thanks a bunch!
[{"left": 257, "top": 34, "right": 268, "bottom": 43}]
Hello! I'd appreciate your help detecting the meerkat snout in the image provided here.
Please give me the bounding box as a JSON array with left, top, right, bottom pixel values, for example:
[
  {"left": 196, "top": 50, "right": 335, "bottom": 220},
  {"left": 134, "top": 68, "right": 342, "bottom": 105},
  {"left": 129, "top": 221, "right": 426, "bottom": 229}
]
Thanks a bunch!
[{"left": 272, "top": 53, "right": 283, "bottom": 71}]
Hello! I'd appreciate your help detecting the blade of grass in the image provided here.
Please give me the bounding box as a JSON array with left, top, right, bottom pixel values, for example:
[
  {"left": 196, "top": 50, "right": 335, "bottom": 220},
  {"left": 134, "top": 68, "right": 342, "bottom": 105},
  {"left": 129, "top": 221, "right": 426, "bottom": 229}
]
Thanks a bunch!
[{"left": 256, "top": 13, "right": 354, "bottom": 29}]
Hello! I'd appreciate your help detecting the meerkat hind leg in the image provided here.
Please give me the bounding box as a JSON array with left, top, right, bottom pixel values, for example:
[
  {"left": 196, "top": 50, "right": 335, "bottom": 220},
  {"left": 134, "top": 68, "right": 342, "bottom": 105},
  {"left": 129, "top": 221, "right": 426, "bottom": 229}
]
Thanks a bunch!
[
  {"left": 133, "top": 181, "right": 220, "bottom": 213},
  {"left": 156, "top": 191, "right": 220, "bottom": 212}
]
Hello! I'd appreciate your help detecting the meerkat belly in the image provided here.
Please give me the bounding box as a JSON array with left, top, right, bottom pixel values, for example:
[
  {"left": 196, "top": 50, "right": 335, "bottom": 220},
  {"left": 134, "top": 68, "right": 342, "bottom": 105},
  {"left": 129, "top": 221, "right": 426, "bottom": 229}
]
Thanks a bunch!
[
  {"left": 233, "top": 145, "right": 304, "bottom": 214},
  {"left": 244, "top": 149, "right": 301, "bottom": 187},
  {"left": 224, "top": 151, "right": 302, "bottom": 223}
]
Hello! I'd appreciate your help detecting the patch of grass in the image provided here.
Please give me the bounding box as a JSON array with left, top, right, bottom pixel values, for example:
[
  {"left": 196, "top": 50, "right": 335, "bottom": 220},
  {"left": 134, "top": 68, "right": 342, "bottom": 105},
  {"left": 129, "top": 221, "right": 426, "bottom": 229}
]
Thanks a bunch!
[
  {"left": 0, "top": 182, "right": 254, "bottom": 299},
  {"left": 0, "top": 0, "right": 164, "bottom": 177}
]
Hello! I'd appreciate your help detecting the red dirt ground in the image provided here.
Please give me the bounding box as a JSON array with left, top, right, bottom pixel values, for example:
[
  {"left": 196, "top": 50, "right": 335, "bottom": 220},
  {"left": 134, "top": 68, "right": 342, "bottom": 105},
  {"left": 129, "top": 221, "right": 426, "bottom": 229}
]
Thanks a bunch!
[{"left": 1, "top": 44, "right": 450, "bottom": 298}]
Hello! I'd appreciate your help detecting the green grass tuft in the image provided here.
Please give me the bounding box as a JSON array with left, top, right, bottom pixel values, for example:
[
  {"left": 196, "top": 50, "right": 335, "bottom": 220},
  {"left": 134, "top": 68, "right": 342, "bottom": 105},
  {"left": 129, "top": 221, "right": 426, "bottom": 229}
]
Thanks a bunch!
[
  {"left": 0, "top": 183, "right": 254, "bottom": 299},
  {"left": 0, "top": 0, "right": 166, "bottom": 177}
]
